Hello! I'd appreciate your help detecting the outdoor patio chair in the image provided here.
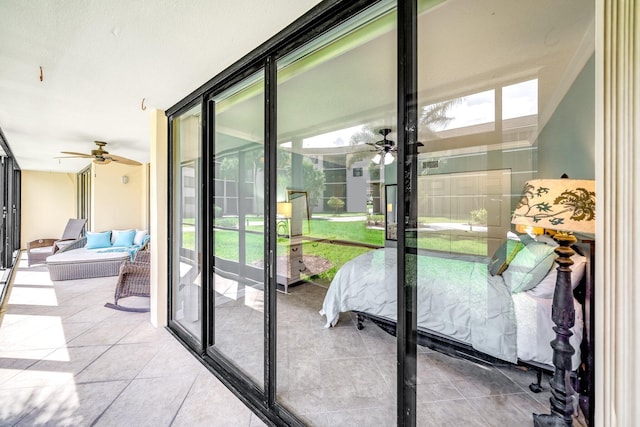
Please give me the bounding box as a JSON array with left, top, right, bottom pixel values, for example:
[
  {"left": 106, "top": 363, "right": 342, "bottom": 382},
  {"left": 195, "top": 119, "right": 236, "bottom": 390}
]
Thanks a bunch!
[
  {"left": 105, "top": 250, "right": 151, "bottom": 312},
  {"left": 26, "top": 218, "right": 87, "bottom": 267}
]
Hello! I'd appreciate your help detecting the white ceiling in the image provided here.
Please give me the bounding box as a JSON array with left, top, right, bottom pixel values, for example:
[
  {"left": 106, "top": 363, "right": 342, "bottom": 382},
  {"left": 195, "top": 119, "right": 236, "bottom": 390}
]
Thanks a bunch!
[
  {"left": 0, "top": 0, "right": 594, "bottom": 173},
  {"left": 0, "top": 0, "right": 322, "bottom": 172}
]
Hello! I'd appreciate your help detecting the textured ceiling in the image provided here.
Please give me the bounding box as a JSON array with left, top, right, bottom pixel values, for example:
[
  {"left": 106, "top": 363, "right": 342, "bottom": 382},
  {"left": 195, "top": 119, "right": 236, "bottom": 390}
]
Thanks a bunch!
[
  {"left": 0, "top": 0, "right": 322, "bottom": 172},
  {"left": 0, "top": 0, "right": 594, "bottom": 173}
]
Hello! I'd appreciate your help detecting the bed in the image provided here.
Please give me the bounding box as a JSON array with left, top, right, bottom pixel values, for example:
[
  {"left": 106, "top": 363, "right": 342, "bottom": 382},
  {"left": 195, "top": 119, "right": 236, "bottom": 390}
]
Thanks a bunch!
[{"left": 320, "top": 237, "right": 590, "bottom": 372}]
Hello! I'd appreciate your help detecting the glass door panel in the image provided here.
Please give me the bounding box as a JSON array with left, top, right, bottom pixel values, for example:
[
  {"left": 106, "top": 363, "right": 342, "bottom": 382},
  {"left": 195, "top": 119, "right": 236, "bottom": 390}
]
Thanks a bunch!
[
  {"left": 210, "top": 72, "right": 265, "bottom": 387},
  {"left": 415, "top": 0, "right": 595, "bottom": 424},
  {"left": 276, "top": 2, "right": 397, "bottom": 424},
  {"left": 171, "top": 104, "right": 203, "bottom": 341}
]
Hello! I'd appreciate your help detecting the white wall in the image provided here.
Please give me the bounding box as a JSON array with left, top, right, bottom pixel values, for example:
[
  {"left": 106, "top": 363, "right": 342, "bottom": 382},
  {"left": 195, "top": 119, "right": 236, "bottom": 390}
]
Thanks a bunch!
[
  {"left": 20, "top": 170, "right": 77, "bottom": 248},
  {"left": 90, "top": 162, "right": 149, "bottom": 232}
]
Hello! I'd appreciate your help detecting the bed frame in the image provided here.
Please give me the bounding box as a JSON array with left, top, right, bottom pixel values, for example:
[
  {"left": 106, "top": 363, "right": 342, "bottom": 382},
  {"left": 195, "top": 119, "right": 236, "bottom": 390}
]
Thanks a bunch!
[{"left": 352, "top": 239, "right": 594, "bottom": 425}]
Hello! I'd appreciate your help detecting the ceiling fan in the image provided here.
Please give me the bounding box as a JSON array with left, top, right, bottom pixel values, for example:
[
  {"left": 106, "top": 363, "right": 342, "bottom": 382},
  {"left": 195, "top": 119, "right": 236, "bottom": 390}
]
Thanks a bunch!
[
  {"left": 367, "top": 128, "right": 396, "bottom": 165},
  {"left": 59, "top": 141, "right": 142, "bottom": 166}
]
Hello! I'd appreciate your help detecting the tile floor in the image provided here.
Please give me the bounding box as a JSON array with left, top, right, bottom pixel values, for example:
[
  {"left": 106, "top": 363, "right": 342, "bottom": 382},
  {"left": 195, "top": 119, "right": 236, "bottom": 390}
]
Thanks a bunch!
[
  {"left": 205, "top": 275, "right": 589, "bottom": 427},
  {"left": 0, "top": 254, "right": 587, "bottom": 426},
  {"left": 0, "top": 254, "right": 266, "bottom": 426},
  {"left": 272, "top": 283, "right": 587, "bottom": 427}
]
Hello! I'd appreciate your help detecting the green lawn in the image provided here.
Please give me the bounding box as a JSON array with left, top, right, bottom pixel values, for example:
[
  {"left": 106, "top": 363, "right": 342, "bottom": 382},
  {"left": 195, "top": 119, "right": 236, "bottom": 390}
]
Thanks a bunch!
[
  {"left": 305, "top": 218, "right": 383, "bottom": 246},
  {"left": 179, "top": 216, "right": 488, "bottom": 283}
]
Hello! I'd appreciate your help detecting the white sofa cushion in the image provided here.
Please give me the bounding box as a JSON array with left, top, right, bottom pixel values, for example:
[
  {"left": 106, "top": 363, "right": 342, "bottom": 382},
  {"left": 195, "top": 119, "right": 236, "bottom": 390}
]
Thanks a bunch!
[{"left": 47, "top": 247, "right": 130, "bottom": 265}]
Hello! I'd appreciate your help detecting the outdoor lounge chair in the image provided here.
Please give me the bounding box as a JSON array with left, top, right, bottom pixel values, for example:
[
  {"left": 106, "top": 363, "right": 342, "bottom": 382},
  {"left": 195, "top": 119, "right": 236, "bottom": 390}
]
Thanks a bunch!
[
  {"left": 26, "top": 218, "right": 87, "bottom": 267},
  {"left": 105, "top": 250, "right": 150, "bottom": 312}
]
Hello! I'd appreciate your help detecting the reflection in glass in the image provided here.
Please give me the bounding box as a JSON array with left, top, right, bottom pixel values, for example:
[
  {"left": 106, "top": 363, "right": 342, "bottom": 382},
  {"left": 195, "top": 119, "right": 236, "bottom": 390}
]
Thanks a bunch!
[
  {"left": 416, "top": 1, "right": 594, "bottom": 424},
  {"left": 171, "top": 104, "right": 202, "bottom": 340},
  {"left": 211, "top": 72, "right": 265, "bottom": 387},
  {"left": 277, "top": 2, "right": 397, "bottom": 424}
]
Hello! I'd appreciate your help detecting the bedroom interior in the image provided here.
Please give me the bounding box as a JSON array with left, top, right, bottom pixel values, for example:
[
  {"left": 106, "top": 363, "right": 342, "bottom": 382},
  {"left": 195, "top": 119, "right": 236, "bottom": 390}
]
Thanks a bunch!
[{"left": 168, "top": 0, "right": 596, "bottom": 425}]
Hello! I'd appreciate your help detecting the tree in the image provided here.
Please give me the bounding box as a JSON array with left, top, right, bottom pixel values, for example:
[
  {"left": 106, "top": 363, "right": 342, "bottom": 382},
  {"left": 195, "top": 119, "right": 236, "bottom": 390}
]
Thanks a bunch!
[
  {"left": 418, "top": 98, "right": 460, "bottom": 141},
  {"left": 302, "top": 159, "right": 325, "bottom": 209},
  {"left": 327, "top": 196, "right": 345, "bottom": 214}
]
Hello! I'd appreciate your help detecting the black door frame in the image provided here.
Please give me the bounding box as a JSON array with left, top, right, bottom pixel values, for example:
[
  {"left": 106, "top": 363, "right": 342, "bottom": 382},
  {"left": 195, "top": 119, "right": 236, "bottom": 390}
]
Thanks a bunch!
[{"left": 166, "top": 1, "right": 419, "bottom": 425}]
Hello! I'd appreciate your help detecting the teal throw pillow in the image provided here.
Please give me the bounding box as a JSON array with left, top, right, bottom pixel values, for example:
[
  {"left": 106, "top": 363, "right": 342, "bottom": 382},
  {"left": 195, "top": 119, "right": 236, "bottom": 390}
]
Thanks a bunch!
[
  {"left": 113, "top": 230, "right": 136, "bottom": 247},
  {"left": 86, "top": 231, "right": 112, "bottom": 249},
  {"left": 502, "top": 241, "right": 556, "bottom": 293},
  {"left": 488, "top": 239, "right": 525, "bottom": 276}
]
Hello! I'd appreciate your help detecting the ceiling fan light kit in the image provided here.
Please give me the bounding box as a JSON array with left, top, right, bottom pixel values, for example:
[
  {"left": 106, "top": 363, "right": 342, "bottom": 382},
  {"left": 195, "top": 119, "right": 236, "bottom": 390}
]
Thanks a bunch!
[
  {"left": 368, "top": 127, "right": 397, "bottom": 165},
  {"left": 58, "top": 141, "right": 142, "bottom": 166}
]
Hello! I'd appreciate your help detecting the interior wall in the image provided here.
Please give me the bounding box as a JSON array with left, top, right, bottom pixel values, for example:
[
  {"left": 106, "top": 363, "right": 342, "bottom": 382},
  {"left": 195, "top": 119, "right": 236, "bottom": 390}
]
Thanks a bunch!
[
  {"left": 90, "top": 162, "right": 148, "bottom": 232},
  {"left": 20, "top": 170, "right": 77, "bottom": 248},
  {"left": 537, "top": 53, "right": 596, "bottom": 180}
]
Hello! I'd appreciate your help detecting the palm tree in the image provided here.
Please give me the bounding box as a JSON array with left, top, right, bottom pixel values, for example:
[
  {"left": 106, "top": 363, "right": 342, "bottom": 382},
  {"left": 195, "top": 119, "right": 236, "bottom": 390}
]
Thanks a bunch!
[
  {"left": 346, "top": 98, "right": 460, "bottom": 167},
  {"left": 418, "top": 98, "right": 460, "bottom": 141}
]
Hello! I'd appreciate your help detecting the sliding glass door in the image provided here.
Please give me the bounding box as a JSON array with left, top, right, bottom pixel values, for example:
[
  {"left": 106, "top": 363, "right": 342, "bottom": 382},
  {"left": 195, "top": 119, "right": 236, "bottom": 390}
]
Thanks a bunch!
[
  {"left": 275, "top": 2, "right": 397, "bottom": 422},
  {"left": 170, "top": 103, "right": 203, "bottom": 341},
  {"left": 77, "top": 166, "right": 91, "bottom": 231},
  {"left": 414, "top": 0, "right": 595, "bottom": 424},
  {"left": 208, "top": 72, "right": 265, "bottom": 387},
  {"left": 167, "top": 1, "right": 596, "bottom": 425},
  {"left": 0, "top": 156, "right": 20, "bottom": 269}
]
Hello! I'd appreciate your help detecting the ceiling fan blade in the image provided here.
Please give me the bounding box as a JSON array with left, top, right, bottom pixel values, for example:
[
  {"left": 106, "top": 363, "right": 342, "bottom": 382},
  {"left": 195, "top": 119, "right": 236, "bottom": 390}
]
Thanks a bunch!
[
  {"left": 60, "top": 151, "right": 92, "bottom": 158},
  {"left": 106, "top": 154, "right": 142, "bottom": 166}
]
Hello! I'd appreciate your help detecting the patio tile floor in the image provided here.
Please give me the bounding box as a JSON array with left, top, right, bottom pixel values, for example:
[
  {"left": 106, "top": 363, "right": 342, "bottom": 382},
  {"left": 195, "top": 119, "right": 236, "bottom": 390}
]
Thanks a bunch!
[{"left": 0, "top": 254, "right": 266, "bottom": 427}]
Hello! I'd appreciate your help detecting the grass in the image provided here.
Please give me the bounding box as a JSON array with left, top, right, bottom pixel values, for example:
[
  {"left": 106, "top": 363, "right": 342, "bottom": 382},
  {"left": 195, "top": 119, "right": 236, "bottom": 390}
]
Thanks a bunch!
[
  {"left": 305, "top": 218, "right": 383, "bottom": 246},
  {"left": 179, "top": 216, "right": 488, "bottom": 282},
  {"left": 300, "top": 241, "right": 373, "bottom": 284}
]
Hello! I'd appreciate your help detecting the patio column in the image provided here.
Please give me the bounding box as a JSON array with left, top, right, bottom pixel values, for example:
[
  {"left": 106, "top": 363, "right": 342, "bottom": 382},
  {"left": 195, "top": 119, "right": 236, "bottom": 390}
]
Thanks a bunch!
[{"left": 150, "top": 109, "right": 168, "bottom": 327}]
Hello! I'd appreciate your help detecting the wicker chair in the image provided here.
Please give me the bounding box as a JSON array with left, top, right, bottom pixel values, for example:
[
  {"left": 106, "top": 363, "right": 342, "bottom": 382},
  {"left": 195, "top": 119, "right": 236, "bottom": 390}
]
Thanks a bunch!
[
  {"left": 26, "top": 218, "right": 87, "bottom": 267},
  {"left": 104, "top": 250, "right": 150, "bottom": 312}
]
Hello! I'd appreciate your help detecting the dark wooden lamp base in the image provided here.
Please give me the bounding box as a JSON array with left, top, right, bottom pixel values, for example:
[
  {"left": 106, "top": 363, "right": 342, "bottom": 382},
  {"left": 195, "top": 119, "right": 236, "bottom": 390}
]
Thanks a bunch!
[{"left": 533, "top": 232, "right": 579, "bottom": 427}]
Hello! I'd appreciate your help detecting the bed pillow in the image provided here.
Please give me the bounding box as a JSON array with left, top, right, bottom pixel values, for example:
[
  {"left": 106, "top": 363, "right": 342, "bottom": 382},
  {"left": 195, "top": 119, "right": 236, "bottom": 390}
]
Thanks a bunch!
[
  {"left": 502, "top": 241, "right": 556, "bottom": 293},
  {"left": 133, "top": 229, "right": 149, "bottom": 246},
  {"left": 113, "top": 230, "right": 136, "bottom": 247},
  {"left": 85, "top": 231, "right": 112, "bottom": 249},
  {"left": 111, "top": 229, "right": 134, "bottom": 244},
  {"left": 525, "top": 252, "right": 587, "bottom": 299},
  {"left": 534, "top": 233, "right": 559, "bottom": 247},
  {"left": 488, "top": 239, "right": 525, "bottom": 276}
]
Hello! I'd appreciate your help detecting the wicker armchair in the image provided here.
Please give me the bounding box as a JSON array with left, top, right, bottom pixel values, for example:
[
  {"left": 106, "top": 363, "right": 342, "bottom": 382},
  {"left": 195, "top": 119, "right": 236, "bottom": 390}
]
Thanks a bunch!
[
  {"left": 105, "top": 250, "right": 150, "bottom": 312},
  {"left": 26, "top": 218, "right": 87, "bottom": 267}
]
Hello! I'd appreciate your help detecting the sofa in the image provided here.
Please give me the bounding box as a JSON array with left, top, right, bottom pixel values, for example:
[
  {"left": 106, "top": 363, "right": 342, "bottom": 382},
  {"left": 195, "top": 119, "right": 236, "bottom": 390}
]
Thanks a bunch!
[{"left": 46, "top": 229, "right": 150, "bottom": 281}]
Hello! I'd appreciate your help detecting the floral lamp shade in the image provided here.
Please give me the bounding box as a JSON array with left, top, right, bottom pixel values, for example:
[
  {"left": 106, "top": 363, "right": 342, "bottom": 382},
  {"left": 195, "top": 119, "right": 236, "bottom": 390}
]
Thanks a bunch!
[{"left": 511, "top": 179, "right": 596, "bottom": 234}]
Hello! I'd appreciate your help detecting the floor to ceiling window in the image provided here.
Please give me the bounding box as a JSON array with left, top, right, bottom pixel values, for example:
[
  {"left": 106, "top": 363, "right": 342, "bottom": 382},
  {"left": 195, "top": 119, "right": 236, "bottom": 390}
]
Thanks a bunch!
[
  {"left": 167, "top": 1, "right": 596, "bottom": 425},
  {"left": 414, "top": 0, "right": 595, "bottom": 424},
  {"left": 209, "top": 72, "right": 265, "bottom": 387},
  {"left": 0, "top": 155, "right": 20, "bottom": 270},
  {"left": 0, "top": 135, "right": 21, "bottom": 303},
  {"left": 275, "top": 2, "right": 396, "bottom": 422},
  {"left": 77, "top": 166, "right": 91, "bottom": 231},
  {"left": 170, "top": 103, "right": 203, "bottom": 342}
]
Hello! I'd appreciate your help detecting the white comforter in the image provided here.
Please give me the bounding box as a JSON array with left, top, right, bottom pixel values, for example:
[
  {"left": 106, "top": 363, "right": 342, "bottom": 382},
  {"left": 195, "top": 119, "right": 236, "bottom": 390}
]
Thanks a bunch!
[{"left": 320, "top": 248, "right": 583, "bottom": 368}]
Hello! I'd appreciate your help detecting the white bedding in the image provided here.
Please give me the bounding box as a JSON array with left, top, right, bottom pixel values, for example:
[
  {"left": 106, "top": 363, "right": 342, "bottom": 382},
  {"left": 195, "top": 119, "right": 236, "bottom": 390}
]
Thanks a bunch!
[
  {"left": 512, "top": 292, "right": 583, "bottom": 369},
  {"left": 320, "top": 248, "right": 583, "bottom": 369}
]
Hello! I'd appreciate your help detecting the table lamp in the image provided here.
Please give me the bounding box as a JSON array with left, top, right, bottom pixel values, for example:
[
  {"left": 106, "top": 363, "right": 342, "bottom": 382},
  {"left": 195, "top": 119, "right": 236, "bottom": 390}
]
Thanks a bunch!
[{"left": 511, "top": 178, "right": 595, "bottom": 426}]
